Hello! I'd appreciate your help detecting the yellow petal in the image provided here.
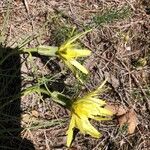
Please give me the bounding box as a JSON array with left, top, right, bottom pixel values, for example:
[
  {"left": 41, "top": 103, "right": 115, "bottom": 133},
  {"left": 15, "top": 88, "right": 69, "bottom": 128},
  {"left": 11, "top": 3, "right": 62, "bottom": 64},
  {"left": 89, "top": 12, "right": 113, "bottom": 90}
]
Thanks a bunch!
[
  {"left": 75, "top": 105, "right": 92, "bottom": 117},
  {"left": 63, "top": 60, "right": 84, "bottom": 83},
  {"left": 86, "top": 79, "right": 108, "bottom": 97},
  {"left": 75, "top": 116, "right": 85, "bottom": 133},
  {"left": 62, "top": 29, "right": 92, "bottom": 48},
  {"left": 76, "top": 117, "right": 100, "bottom": 138},
  {"left": 64, "top": 60, "right": 75, "bottom": 74},
  {"left": 73, "top": 100, "right": 101, "bottom": 117},
  {"left": 96, "top": 78, "right": 108, "bottom": 91},
  {"left": 66, "top": 49, "right": 91, "bottom": 58},
  {"left": 75, "top": 102, "right": 111, "bottom": 118},
  {"left": 93, "top": 116, "right": 112, "bottom": 121},
  {"left": 84, "top": 98, "right": 106, "bottom": 106},
  {"left": 70, "top": 59, "right": 88, "bottom": 74},
  {"left": 98, "top": 107, "right": 113, "bottom": 116},
  {"left": 66, "top": 115, "right": 76, "bottom": 147}
]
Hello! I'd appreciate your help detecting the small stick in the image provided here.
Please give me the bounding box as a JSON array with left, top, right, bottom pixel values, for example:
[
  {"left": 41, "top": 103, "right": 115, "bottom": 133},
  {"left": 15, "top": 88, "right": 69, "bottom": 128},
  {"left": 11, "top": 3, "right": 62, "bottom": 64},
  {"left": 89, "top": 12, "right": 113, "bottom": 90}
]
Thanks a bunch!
[{"left": 23, "top": 0, "right": 29, "bottom": 14}]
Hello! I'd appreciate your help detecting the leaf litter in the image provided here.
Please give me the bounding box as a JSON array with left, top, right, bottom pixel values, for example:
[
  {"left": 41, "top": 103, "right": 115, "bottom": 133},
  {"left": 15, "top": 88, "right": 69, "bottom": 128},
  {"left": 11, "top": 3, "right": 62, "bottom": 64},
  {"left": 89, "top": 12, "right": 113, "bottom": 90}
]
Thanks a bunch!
[{"left": 105, "top": 103, "right": 138, "bottom": 134}]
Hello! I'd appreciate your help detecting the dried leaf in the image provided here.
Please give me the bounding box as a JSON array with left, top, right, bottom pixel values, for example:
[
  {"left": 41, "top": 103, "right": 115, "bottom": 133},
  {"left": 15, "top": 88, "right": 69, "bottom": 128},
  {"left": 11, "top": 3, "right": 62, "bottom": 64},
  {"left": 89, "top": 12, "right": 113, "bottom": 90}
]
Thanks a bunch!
[
  {"left": 104, "top": 72, "right": 120, "bottom": 88},
  {"left": 22, "top": 113, "right": 38, "bottom": 124},
  {"left": 118, "top": 109, "right": 138, "bottom": 134},
  {"left": 31, "top": 110, "right": 39, "bottom": 118},
  {"left": 22, "top": 114, "right": 31, "bottom": 123},
  {"left": 105, "top": 103, "right": 138, "bottom": 134},
  {"left": 105, "top": 103, "right": 128, "bottom": 116}
]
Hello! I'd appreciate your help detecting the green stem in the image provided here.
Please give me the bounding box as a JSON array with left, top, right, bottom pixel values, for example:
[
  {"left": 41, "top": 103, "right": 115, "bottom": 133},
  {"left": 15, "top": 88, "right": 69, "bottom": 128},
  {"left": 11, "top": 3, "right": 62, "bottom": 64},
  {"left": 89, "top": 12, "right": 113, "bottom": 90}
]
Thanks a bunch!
[{"left": 0, "top": 45, "right": 58, "bottom": 65}]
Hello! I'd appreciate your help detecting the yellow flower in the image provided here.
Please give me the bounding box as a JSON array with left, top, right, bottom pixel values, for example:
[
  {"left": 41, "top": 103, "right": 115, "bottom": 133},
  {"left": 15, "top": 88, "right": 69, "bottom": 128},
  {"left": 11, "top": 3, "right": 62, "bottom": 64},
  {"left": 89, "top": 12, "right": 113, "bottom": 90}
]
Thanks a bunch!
[
  {"left": 66, "top": 79, "right": 112, "bottom": 147},
  {"left": 24, "top": 30, "right": 91, "bottom": 81},
  {"left": 56, "top": 30, "right": 91, "bottom": 79}
]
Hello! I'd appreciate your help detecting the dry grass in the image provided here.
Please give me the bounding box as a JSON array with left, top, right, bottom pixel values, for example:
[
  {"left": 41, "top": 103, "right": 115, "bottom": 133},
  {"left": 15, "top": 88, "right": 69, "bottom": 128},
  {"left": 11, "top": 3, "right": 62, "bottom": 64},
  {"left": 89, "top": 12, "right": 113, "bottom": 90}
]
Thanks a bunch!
[{"left": 0, "top": 0, "right": 150, "bottom": 150}]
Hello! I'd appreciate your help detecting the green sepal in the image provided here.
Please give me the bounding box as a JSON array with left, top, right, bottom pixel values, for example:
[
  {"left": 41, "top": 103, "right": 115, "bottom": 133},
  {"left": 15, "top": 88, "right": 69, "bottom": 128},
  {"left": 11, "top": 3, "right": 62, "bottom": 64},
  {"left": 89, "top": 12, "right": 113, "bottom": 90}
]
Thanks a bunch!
[
  {"left": 37, "top": 46, "right": 58, "bottom": 56},
  {"left": 51, "top": 91, "right": 72, "bottom": 108},
  {"left": 24, "top": 45, "right": 58, "bottom": 56}
]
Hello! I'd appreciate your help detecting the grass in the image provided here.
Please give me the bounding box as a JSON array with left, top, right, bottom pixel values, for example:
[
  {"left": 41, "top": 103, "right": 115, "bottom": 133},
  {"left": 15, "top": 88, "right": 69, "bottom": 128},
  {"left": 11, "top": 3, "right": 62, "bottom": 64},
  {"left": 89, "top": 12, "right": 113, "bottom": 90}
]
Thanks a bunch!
[
  {"left": 93, "top": 6, "right": 131, "bottom": 26},
  {"left": 0, "top": 0, "right": 150, "bottom": 149}
]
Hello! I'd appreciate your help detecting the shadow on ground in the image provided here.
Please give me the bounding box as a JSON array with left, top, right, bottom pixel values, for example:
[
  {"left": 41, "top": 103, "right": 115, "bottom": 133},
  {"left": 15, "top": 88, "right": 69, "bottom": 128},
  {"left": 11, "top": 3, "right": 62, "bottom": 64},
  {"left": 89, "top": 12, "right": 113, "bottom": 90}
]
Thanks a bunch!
[{"left": 0, "top": 44, "right": 35, "bottom": 150}]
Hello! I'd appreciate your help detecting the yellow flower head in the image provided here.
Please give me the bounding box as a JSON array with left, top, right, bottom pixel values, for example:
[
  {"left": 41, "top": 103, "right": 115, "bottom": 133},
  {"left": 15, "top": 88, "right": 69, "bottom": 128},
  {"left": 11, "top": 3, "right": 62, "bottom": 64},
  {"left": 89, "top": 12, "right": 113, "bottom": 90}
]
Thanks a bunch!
[
  {"left": 56, "top": 30, "right": 91, "bottom": 79},
  {"left": 66, "top": 79, "right": 112, "bottom": 147},
  {"left": 25, "top": 30, "right": 91, "bottom": 82}
]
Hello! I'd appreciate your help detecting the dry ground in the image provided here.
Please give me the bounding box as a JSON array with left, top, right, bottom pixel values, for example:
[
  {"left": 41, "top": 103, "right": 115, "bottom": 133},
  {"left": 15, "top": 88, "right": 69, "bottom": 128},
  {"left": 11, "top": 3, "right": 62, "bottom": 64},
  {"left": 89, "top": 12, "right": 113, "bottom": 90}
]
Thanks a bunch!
[{"left": 0, "top": 0, "right": 150, "bottom": 150}]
